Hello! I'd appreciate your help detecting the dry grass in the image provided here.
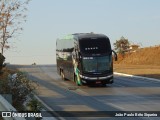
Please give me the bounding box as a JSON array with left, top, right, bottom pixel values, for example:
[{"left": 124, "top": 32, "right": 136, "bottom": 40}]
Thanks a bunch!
[
  {"left": 114, "top": 64, "right": 160, "bottom": 79},
  {"left": 114, "top": 45, "right": 160, "bottom": 65},
  {"left": 114, "top": 45, "right": 160, "bottom": 79}
]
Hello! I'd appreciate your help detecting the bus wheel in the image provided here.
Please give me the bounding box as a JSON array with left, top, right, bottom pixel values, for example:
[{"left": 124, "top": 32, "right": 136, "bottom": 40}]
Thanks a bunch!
[
  {"left": 75, "top": 75, "right": 82, "bottom": 86},
  {"left": 102, "top": 83, "right": 107, "bottom": 87},
  {"left": 61, "top": 70, "right": 65, "bottom": 80}
]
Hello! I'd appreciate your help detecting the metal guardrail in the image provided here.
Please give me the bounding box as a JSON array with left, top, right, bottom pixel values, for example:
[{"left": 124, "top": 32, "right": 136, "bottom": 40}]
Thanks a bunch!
[{"left": 0, "top": 95, "right": 26, "bottom": 120}]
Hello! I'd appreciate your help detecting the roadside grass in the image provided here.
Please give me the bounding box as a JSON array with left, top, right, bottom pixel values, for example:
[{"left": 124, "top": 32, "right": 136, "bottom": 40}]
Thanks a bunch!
[
  {"left": 114, "top": 45, "right": 160, "bottom": 79},
  {"left": 114, "top": 64, "right": 160, "bottom": 79},
  {"left": 114, "top": 45, "right": 160, "bottom": 65}
]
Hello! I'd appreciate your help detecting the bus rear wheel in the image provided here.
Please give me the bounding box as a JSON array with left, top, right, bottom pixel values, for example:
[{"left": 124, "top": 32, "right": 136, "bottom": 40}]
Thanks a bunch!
[{"left": 60, "top": 70, "right": 65, "bottom": 80}]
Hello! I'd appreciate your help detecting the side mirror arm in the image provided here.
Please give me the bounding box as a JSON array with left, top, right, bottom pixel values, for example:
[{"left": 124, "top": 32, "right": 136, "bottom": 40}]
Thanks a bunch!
[{"left": 112, "top": 50, "right": 118, "bottom": 61}]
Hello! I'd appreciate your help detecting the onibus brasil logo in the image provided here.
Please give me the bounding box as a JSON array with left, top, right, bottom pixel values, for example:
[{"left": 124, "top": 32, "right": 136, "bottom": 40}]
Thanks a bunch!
[{"left": 2, "top": 112, "right": 42, "bottom": 118}]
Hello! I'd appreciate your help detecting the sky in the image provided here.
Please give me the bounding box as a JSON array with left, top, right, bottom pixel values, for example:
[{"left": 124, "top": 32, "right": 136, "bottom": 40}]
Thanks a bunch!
[{"left": 5, "top": 0, "right": 160, "bottom": 64}]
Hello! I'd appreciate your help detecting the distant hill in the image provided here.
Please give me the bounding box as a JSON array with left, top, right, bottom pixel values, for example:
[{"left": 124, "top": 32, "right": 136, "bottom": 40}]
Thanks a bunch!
[{"left": 114, "top": 45, "right": 160, "bottom": 65}]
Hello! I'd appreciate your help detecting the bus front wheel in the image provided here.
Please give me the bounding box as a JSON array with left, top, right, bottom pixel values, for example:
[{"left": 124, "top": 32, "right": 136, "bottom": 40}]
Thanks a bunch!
[{"left": 74, "top": 74, "right": 82, "bottom": 86}]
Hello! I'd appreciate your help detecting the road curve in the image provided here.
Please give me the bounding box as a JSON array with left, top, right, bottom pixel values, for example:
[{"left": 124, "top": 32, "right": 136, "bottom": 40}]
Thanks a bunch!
[{"left": 11, "top": 65, "right": 160, "bottom": 120}]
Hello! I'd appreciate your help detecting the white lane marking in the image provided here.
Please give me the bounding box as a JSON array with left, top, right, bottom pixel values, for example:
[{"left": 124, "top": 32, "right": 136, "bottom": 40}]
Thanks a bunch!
[{"left": 114, "top": 72, "right": 160, "bottom": 82}]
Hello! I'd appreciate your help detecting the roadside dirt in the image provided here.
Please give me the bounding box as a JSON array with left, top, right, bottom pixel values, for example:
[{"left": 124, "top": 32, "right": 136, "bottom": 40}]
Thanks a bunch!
[
  {"left": 113, "top": 64, "right": 160, "bottom": 79},
  {"left": 114, "top": 45, "right": 160, "bottom": 65},
  {"left": 113, "top": 45, "right": 160, "bottom": 79}
]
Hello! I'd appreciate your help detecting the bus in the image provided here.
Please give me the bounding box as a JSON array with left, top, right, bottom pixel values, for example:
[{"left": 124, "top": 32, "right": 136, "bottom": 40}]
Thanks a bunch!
[{"left": 56, "top": 33, "right": 117, "bottom": 86}]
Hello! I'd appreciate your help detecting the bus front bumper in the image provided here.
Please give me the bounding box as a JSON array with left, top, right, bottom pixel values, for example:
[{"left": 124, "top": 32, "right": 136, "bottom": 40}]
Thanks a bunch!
[{"left": 79, "top": 74, "right": 113, "bottom": 84}]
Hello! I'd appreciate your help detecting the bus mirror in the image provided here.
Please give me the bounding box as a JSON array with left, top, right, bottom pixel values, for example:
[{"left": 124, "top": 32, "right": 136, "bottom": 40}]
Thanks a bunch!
[{"left": 112, "top": 50, "right": 118, "bottom": 61}]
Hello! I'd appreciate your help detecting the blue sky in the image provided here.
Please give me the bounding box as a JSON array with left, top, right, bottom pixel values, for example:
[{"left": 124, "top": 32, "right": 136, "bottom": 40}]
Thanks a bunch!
[{"left": 5, "top": 0, "right": 160, "bottom": 64}]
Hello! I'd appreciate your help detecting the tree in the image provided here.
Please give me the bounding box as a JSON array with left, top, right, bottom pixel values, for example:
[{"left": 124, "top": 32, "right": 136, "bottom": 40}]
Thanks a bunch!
[
  {"left": 0, "top": 53, "right": 5, "bottom": 72},
  {"left": 113, "top": 36, "right": 130, "bottom": 55},
  {"left": 0, "top": 0, "right": 31, "bottom": 55}
]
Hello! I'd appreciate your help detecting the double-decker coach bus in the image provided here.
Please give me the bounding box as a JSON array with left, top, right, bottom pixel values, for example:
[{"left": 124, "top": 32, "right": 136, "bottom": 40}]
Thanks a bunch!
[{"left": 56, "top": 33, "right": 117, "bottom": 86}]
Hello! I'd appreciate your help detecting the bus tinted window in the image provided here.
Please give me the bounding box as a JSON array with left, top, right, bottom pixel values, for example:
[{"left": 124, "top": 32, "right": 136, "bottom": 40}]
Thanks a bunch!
[
  {"left": 79, "top": 38, "right": 111, "bottom": 54},
  {"left": 56, "top": 39, "right": 74, "bottom": 52}
]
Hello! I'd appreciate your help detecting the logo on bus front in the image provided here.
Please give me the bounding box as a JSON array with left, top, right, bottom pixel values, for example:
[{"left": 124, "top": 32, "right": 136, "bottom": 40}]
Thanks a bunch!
[{"left": 85, "top": 47, "right": 98, "bottom": 50}]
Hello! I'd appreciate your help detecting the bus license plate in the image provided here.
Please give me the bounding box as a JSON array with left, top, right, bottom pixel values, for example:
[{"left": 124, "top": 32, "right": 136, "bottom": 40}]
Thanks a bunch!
[{"left": 96, "top": 81, "right": 101, "bottom": 84}]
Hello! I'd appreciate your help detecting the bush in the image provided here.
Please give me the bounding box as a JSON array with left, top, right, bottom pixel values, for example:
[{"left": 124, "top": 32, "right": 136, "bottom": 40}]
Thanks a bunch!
[
  {"left": 0, "top": 69, "right": 38, "bottom": 111},
  {"left": 27, "top": 98, "right": 42, "bottom": 112}
]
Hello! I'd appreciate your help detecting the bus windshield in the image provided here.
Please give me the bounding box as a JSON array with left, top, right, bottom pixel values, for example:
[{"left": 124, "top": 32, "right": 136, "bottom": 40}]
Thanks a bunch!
[{"left": 82, "top": 56, "right": 111, "bottom": 73}]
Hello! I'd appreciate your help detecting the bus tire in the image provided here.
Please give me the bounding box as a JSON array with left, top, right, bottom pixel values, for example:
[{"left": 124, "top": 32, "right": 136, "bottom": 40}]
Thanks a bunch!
[
  {"left": 60, "top": 70, "right": 65, "bottom": 80},
  {"left": 102, "top": 83, "right": 107, "bottom": 87},
  {"left": 74, "top": 74, "right": 82, "bottom": 86}
]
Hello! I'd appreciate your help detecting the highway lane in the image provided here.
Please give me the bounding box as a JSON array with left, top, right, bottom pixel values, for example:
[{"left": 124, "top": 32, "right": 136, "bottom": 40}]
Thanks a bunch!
[{"left": 12, "top": 65, "right": 160, "bottom": 120}]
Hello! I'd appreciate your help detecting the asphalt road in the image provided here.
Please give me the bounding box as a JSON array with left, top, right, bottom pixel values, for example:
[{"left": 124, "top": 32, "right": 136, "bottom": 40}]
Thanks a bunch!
[{"left": 12, "top": 65, "right": 160, "bottom": 120}]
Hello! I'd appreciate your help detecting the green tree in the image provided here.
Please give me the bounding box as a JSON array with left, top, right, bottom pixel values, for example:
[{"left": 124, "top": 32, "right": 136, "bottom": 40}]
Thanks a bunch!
[
  {"left": 113, "top": 36, "right": 130, "bottom": 55},
  {"left": 0, "top": 0, "right": 31, "bottom": 55}
]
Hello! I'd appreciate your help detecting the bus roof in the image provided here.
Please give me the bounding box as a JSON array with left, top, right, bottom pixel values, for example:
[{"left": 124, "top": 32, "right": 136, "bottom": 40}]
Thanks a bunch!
[
  {"left": 72, "top": 33, "right": 108, "bottom": 39},
  {"left": 58, "top": 33, "right": 108, "bottom": 41}
]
